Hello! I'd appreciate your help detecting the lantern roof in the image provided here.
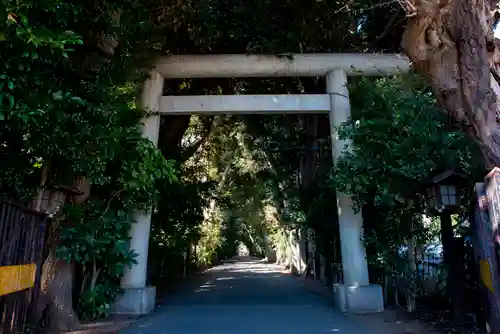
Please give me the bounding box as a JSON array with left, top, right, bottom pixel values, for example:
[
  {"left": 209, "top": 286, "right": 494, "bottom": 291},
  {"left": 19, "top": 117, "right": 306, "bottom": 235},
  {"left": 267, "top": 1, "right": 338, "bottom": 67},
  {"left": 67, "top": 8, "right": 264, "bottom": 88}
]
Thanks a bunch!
[
  {"left": 425, "top": 169, "right": 468, "bottom": 187},
  {"left": 47, "top": 183, "right": 84, "bottom": 196}
]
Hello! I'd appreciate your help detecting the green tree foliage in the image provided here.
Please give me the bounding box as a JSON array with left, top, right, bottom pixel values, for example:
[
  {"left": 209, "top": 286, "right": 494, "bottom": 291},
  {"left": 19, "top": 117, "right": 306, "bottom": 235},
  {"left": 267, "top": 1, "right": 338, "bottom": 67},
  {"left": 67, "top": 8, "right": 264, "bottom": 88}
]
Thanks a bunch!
[
  {"left": 148, "top": 179, "right": 212, "bottom": 284},
  {"left": 332, "top": 75, "right": 482, "bottom": 275},
  {"left": 335, "top": 76, "right": 479, "bottom": 208},
  {"left": 0, "top": 0, "right": 177, "bottom": 321}
]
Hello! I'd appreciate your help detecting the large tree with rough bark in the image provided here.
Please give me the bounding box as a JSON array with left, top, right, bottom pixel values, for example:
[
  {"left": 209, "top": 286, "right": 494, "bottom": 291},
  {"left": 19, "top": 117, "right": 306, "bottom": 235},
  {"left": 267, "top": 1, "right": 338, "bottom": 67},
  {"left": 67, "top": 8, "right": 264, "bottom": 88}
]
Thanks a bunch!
[{"left": 400, "top": 0, "right": 500, "bottom": 167}]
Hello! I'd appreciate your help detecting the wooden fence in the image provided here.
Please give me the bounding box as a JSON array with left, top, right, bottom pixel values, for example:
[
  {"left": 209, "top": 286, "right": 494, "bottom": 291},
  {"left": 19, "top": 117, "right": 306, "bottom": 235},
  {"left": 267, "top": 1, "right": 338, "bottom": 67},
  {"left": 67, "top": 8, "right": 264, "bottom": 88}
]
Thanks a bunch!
[{"left": 0, "top": 199, "right": 49, "bottom": 333}]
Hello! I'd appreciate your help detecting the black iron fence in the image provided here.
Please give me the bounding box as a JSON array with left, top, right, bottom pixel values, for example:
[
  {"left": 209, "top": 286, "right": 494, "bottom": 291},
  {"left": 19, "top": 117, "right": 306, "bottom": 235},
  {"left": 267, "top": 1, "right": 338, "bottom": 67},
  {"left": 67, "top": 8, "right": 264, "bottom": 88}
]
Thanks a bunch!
[
  {"left": 0, "top": 199, "right": 49, "bottom": 333},
  {"left": 367, "top": 240, "right": 482, "bottom": 327}
]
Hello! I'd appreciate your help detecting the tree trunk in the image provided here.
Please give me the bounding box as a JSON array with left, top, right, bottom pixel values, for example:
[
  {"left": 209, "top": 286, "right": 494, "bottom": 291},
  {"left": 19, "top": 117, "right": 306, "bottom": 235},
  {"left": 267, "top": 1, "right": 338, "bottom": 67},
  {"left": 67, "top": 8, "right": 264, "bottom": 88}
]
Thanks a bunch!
[
  {"left": 31, "top": 177, "right": 90, "bottom": 331},
  {"left": 30, "top": 12, "right": 119, "bottom": 330},
  {"left": 35, "top": 243, "right": 80, "bottom": 332},
  {"left": 400, "top": 0, "right": 500, "bottom": 167},
  {"left": 400, "top": 2, "right": 500, "bottom": 331}
]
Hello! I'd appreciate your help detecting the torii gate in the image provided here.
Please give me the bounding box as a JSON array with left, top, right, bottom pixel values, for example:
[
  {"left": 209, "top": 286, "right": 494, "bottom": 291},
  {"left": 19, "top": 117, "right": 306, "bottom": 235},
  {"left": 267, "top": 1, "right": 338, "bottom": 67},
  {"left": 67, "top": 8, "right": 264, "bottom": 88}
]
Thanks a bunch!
[{"left": 112, "top": 53, "right": 410, "bottom": 315}]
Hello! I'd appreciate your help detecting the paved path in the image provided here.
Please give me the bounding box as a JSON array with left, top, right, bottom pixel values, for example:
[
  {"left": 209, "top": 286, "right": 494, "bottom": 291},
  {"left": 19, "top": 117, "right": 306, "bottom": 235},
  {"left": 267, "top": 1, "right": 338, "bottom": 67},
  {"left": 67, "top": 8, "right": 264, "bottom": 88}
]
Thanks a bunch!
[{"left": 121, "top": 259, "right": 375, "bottom": 334}]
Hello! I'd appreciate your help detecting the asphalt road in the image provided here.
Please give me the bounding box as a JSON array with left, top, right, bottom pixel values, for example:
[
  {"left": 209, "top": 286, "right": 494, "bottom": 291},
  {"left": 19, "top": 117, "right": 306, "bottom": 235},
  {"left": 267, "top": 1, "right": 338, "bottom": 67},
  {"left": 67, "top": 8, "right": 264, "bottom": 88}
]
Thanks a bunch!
[{"left": 120, "top": 258, "right": 374, "bottom": 334}]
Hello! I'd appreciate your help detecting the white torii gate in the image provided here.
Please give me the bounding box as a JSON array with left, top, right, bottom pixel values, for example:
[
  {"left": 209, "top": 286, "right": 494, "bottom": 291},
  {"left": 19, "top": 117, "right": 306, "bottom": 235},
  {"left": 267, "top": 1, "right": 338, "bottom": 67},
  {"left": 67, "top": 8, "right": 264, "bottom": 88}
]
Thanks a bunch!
[{"left": 112, "top": 53, "right": 410, "bottom": 315}]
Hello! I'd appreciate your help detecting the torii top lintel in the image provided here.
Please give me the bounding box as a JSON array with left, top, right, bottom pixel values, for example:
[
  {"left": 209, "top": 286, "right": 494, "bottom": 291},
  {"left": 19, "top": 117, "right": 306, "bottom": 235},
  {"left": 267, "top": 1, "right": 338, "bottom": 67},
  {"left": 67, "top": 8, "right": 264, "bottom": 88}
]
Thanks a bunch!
[{"left": 155, "top": 53, "right": 410, "bottom": 79}]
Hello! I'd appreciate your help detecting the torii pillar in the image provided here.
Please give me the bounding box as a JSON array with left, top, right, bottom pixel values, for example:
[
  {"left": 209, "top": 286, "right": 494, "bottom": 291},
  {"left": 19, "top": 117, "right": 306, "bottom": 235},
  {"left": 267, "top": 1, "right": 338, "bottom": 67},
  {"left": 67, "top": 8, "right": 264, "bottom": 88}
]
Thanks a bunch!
[
  {"left": 111, "top": 70, "right": 163, "bottom": 315},
  {"left": 327, "top": 69, "right": 383, "bottom": 313}
]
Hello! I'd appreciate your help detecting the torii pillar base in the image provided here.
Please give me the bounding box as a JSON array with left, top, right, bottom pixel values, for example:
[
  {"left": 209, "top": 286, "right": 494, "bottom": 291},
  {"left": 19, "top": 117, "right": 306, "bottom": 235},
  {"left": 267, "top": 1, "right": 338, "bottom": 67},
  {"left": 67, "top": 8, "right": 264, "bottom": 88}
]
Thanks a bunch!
[
  {"left": 111, "top": 286, "right": 156, "bottom": 315},
  {"left": 333, "top": 284, "right": 384, "bottom": 314}
]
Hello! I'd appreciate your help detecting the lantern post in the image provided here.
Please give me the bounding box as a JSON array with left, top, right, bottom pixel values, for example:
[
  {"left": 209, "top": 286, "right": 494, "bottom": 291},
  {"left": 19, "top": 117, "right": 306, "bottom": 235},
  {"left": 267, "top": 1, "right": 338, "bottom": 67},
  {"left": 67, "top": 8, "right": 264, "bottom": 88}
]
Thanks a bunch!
[{"left": 423, "top": 170, "right": 468, "bottom": 324}]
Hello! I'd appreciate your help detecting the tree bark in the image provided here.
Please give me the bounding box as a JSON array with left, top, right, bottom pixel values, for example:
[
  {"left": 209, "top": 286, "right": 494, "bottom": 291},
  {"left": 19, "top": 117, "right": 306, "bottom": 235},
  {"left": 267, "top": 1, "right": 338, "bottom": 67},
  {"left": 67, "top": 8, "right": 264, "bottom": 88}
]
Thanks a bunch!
[
  {"left": 400, "top": 2, "right": 500, "bottom": 330},
  {"left": 31, "top": 14, "right": 119, "bottom": 329},
  {"left": 35, "top": 239, "right": 81, "bottom": 332},
  {"left": 30, "top": 11, "right": 121, "bottom": 331},
  {"left": 32, "top": 177, "right": 90, "bottom": 331},
  {"left": 400, "top": 0, "right": 500, "bottom": 167}
]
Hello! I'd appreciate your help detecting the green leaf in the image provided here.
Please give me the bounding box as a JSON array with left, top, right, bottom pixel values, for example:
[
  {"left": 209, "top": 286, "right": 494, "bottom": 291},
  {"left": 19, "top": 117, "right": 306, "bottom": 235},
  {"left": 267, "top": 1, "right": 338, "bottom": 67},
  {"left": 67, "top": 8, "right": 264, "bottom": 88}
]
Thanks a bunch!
[
  {"left": 70, "top": 96, "right": 86, "bottom": 106},
  {"left": 6, "top": 93, "right": 14, "bottom": 108},
  {"left": 19, "top": 14, "right": 28, "bottom": 26},
  {"left": 53, "top": 90, "right": 64, "bottom": 100}
]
